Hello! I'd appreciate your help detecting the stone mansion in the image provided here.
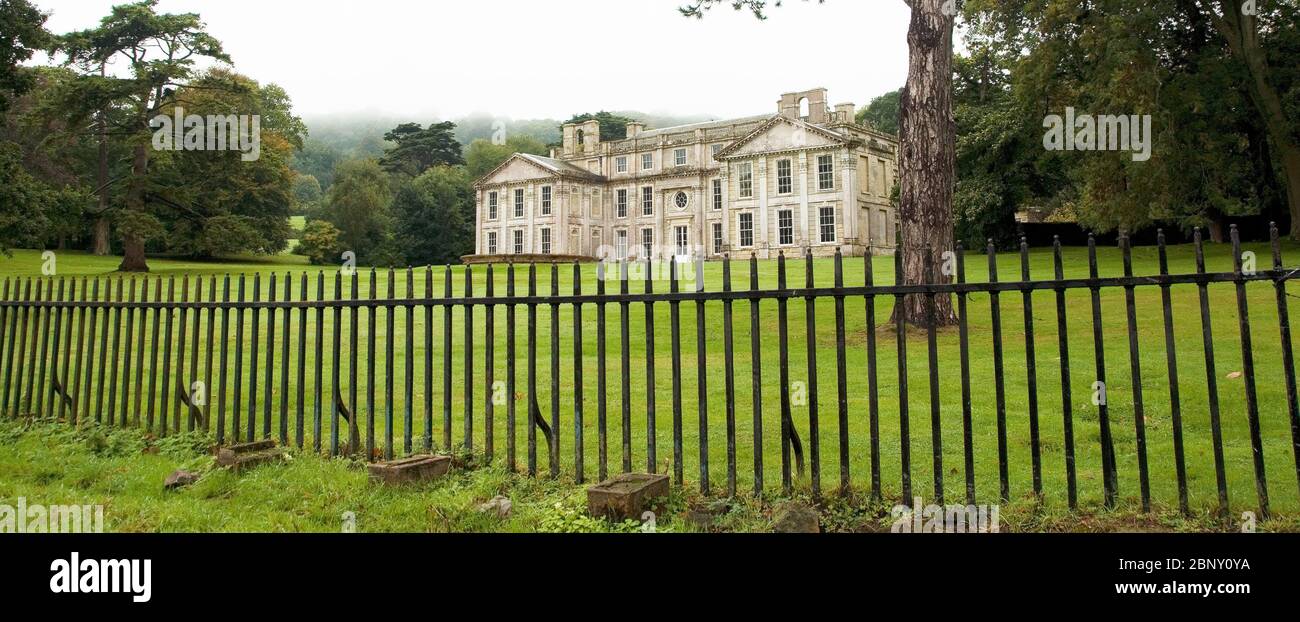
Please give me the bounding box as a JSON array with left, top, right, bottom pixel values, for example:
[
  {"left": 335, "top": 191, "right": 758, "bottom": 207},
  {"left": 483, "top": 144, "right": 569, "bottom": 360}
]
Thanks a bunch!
[{"left": 469, "top": 88, "right": 899, "bottom": 262}]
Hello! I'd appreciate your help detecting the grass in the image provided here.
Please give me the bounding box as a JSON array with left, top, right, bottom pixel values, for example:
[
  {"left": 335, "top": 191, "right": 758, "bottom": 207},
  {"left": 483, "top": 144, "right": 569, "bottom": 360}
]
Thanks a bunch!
[
  {"left": 2, "top": 240, "right": 1300, "bottom": 529},
  {"left": 2, "top": 417, "right": 1294, "bottom": 532}
]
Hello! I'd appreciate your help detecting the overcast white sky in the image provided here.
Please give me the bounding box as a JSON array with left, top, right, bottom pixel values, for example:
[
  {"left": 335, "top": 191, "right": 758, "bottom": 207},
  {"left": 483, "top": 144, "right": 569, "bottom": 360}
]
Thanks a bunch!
[{"left": 34, "top": 0, "right": 911, "bottom": 122}]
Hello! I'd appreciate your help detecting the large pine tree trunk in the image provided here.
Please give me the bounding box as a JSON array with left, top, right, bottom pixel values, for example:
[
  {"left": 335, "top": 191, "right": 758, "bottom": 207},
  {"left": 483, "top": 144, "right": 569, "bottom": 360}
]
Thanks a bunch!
[
  {"left": 91, "top": 217, "right": 111, "bottom": 255},
  {"left": 92, "top": 65, "right": 111, "bottom": 256},
  {"left": 118, "top": 142, "right": 150, "bottom": 272},
  {"left": 893, "top": 0, "right": 958, "bottom": 327}
]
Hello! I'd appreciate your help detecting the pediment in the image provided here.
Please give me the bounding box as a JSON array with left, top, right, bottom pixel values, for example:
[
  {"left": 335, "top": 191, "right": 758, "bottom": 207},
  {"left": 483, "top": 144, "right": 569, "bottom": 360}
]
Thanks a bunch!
[
  {"left": 475, "top": 155, "right": 559, "bottom": 187},
  {"left": 716, "top": 116, "right": 845, "bottom": 159}
]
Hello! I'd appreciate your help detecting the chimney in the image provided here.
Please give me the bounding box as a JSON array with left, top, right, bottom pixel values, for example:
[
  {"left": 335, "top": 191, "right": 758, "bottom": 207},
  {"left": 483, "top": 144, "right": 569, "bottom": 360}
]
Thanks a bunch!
[
  {"left": 626, "top": 121, "right": 645, "bottom": 138},
  {"left": 581, "top": 119, "right": 601, "bottom": 155},
  {"left": 778, "top": 88, "right": 829, "bottom": 123},
  {"left": 834, "top": 103, "right": 856, "bottom": 123},
  {"left": 562, "top": 123, "right": 577, "bottom": 157}
]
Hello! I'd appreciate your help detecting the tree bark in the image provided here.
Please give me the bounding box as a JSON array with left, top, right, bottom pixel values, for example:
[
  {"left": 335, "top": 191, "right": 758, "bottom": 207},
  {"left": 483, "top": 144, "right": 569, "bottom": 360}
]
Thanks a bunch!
[
  {"left": 91, "top": 217, "right": 110, "bottom": 255},
  {"left": 893, "top": 0, "right": 958, "bottom": 327},
  {"left": 1209, "top": 2, "right": 1300, "bottom": 239},
  {"left": 118, "top": 141, "right": 150, "bottom": 272},
  {"left": 91, "top": 63, "right": 111, "bottom": 256}
]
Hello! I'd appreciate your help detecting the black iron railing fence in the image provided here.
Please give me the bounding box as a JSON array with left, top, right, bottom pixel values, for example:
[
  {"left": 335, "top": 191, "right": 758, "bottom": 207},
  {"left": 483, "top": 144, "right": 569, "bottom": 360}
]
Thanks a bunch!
[{"left": 2, "top": 223, "right": 1299, "bottom": 518}]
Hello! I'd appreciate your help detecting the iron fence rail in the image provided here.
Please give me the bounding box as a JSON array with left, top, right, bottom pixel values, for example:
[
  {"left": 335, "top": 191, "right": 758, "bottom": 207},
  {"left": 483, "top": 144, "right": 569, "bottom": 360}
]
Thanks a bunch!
[{"left": 1, "top": 224, "right": 1299, "bottom": 518}]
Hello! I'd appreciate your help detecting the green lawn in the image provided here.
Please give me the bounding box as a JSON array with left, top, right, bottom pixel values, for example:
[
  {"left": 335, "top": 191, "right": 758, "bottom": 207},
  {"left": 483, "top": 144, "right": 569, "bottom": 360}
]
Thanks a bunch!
[{"left": 2, "top": 240, "right": 1300, "bottom": 524}]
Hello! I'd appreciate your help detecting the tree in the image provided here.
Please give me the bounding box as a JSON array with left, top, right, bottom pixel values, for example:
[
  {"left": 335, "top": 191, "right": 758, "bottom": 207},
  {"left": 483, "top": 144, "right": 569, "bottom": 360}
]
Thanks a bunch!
[
  {"left": 293, "top": 174, "right": 323, "bottom": 210},
  {"left": 324, "top": 158, "right": 394, "bottom": 264},
  {"left": 393, "top": 165, "right": 475, "bottom": 265},
  {"left": 857, "top": 88, "right": 902, "bottom": 135},
  {"left": 296, "top": 220, "right": 343, "bottom": 266},
  {"left": 464, "top": 134, "right": 548, "bottom": 179},
  {"left": 562, "top": 111, "right": 638, "bottom": 142},
  {"left": 56, "top": 0, "right": 231, "bottom": 271},
  {"left": 378, "top": 121, "right": 463, "bottom": 177},
  {"left": 153, "top": 68, "right": 302, "bottom": 258},
  {"left": 683, "top": 0, "right": 958, "bottom": 327},
  {"left": 0, "top": 0, "right": 51, "bottom": 115}
]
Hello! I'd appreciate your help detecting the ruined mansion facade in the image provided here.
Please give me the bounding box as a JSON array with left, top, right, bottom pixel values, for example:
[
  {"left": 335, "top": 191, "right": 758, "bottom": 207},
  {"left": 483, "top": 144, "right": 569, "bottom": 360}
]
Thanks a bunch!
[{"left": 470, "top": 88, "right": 899, "bottom": 262}]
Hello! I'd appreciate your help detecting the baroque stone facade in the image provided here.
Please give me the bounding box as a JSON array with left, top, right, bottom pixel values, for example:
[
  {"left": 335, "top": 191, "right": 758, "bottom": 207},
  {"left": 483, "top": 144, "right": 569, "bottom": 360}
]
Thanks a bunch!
[{"left": 470, "top": 88, "right": 898, "bottom": 262}]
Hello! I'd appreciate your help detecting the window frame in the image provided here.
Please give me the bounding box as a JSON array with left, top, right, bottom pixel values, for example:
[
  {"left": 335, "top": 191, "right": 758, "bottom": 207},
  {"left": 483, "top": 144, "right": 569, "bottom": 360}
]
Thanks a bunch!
[
  {"left": 818, "top": 154, "right": 835, "bottom": 191},
  {"left": 540, "top": 227, "right": 552, "bottom": 254},
  {"left": 739, "top": 213, "right": 754, "bottom": 248},
  {"left": 541, "top": 185, "right": 552, "bottom": 215},
  {"left": 616, "top": 189, "right": 628, "bottom": 218},
  {"left": 675, "top": 225, "right": 689, "bottom": 257},
  {"left": 513, "top": 229, "right": 524, "bottom": 254},
  {"left": 641, "top": 228, "right": 655, "bottom": 259},
  {"left": 641, "top": 152, "right": 654, "bottom": 171},
  {"left": 616, "top": 229, "right": 629, "bottom": 260},
  {"left": 712, "top": 179, "right": 723, "bottom": 211},
  {"left": 514, "top": 188, "right": 525, "bottom": 218},
  {"left": 642, "top": 186, "right": 654, "bottom": 216},
  {"left": 488, "top": 191, "right": 498, "bottom": 220},
  {"left": 777, "top": 159, "right": 793, "bottom": 195},
  {"left": 712, "top": 222, "right": 724, "bottom": 255},
  {"left": 674, "top": 148, "right": 687, "bottom": 167},
  {"left": 778, "top": 209, "right": 794, "bottom": 246},
  {"left": 486, "top": 231, "right": 497, "bottom": 254},
  {"left": 616, "top": 156, "right": 628, "bottom": 173},
  {"left": 738, "top": 162, "right": 753, "bottom": 198},
  {"left": 819, "top": 206, "right": 836, "bottom": 243}
]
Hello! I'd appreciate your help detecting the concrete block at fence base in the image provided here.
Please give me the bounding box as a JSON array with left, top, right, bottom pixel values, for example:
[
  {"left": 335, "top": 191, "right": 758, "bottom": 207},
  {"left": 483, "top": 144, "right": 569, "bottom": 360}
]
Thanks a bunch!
[
  {"left": 367, "top": 455, "right": 451, "bottom": 486},
  {"left": 587, "top": 474, "right": 671, "bottom": 521},
  {"left": 216, "top": 441, "right": 286, "bottom": 474}
]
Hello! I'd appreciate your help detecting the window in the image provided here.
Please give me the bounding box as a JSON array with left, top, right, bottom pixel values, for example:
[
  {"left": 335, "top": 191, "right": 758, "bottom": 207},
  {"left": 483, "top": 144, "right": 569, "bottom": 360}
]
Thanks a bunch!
[
  {"left": 818, "top": 155, "right": 835, "bottom": 190},
  {"left": 642, "top": 153, "right": 654, "bottom": 170},
  {"left": 616, "top": 156, "right": 627, "bottom": 173},
  {"left": 641, "top": 228, "right": 655, "bottom": 259},
  {"left": 674, "top": 148, "right": 687, "bottom": 167},
  {"left": 540, "top": 228, "right": 552, "bottom": 254},
  {"left": 592, "top": 229, "right": 602, "bottom": 257},
  {"left": 712, "top": 179, "right": 722, "bottom": 210},
  {"left": 486, "top": 232, "right": 498, "bottom": 254},
  {"left": 738, "top": 162, "right": 753, "bottom": 198},
  {"left": 739, "top": 213, "right": 754, "bottom": 247},
  {"left": 711, "top": 144, "right": 723, "bottom": 158},
  {"left": 513, "top": 230, "right": 524, "bottom": 254},
  {"left": 778, "top": 209, "right": 794, "bottom": 245},
  {"left": 674, "top": 191, "right": 689, "bottom": 210},
  {"left": 675, "top": 226, "right": 689, "bottom": 257},
  {"left": 591, "top": 189, "right": 602, "bottom": 216},
  {"left": 514, "top": 189, "right": 525, "bottom": 218},
  {"left": 616, "top": 189, "right": 628, "bottom": 218},
  {"left": 777, "top": 159, "right": 792, "bottom": 194},
  {"left": 541, "top": 186, "right": 552, "bottom": 215},
  {"left": 819, "top": 206, "right": 836, "bottom": 243},
  {"left": 712, "top": 222, "right": 724, "bottom": 255},
  {"left": 616, "top": 230, "right": 628, "bottom": 260},
  {"left": 642, "top": 186, "right": 654, "bottom": 216},
  {"left": 488, "top": 192, "right": 498, "bottom": 220}
]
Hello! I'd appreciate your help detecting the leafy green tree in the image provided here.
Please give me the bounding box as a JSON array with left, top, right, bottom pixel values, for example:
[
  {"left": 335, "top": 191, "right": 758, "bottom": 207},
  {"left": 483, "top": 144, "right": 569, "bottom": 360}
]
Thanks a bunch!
[
  {"left": 0, "top": 0, "right": 51, "bottom": 116},
  {"left": 464, "top": 134, "right": 548, "bottom": 179},
  {"left": 295, "top": 219, "right": 343, "bottom": 266},
  {"left": 55, "top": 0, "right": 232, "bottom": 271},
  {"left": 293, "top": 140, "right": 343, "bottom": 190},
  {"left": 378, "top": 121, "right": 463, "bottom": 177},
  {"left": 325, "top": 158, "right": 394, "bottom": 264},
  {"left": 293, "top": 174, "right": 323, "bottom": 210},
  {"left": 393, "top": 165, "right": 475, "bottom": 265},
  {"left": 856, "top": 88, "right": 901, "bottom": 135},
  {"left": 562, "top": 111, "right": 637, "bottom": 142}
]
